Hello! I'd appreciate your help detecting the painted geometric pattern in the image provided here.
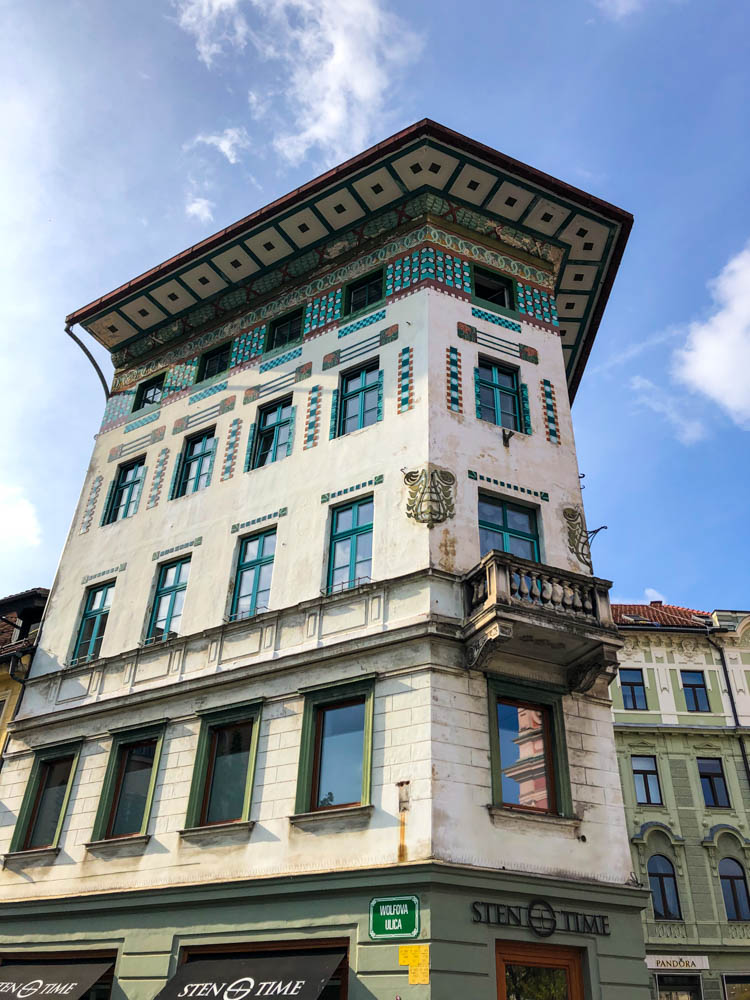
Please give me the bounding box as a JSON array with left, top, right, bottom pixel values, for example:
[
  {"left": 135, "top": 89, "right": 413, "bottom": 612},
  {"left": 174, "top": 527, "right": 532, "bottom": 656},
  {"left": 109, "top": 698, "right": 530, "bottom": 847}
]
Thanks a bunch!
[
  {"left": 321, "top": 474, "right": 384, "bottom": 503},
  {"left": 457, "top": 322, "right": 538, "bottom": 365},
  {"left": 446, "top": 347, "right": 462, "bottom": 413},
  {"left": 124, "top": 409, "right": 160, "bottom": 434},
  {"left": 541, "top": 379, "right": 560, "bottom": 444},
  {"left": 100, "top": 390, "right": 135, "bottom": 431},
  {"left": 80, "top": 475, "right": 103, "bottom": 534},
  {"left": 231, "top": 506, "right": 288, "bottom": 534},
  {"left": 259, "top": 346, "right": 302, "bottom": 373},
  {"left": 397, "top": 346, "right": 414, "bottom": 413},
  {"left": 164, "top": 358, "right": 199, "bottom": 397},
  {"left": 189, "top": 380, "right": 228, "bottom": 405},
  {"left": 303, "top": 385, "right": 322, "bottom": 449},
  {"left": 231, "top": 324, "right": 266, "bottom": 366},
  {"left": 468, "top": 469, "right": 549, "bottom": 502},
  {"left": 471, "top": 307, "right": 522, "bottom": 333},
  {"left": 147, "top": 448, "right": 170, "bottom": 509},
  {"left": 385, "top": 247, "right": 472, "bottom": 295},
  {"left": 515, "top": 282, "right": 559, "bottom": 327},
  {"left": 520, "top": 383, "right": 532, "bottom": 435},
  {"left": 304, "top": 288, "right": 342, "bottom": 334},
  {"left": 324, "top": 325, "right": 398, "bottom": 371},
  {"left": 338, "top": 308, "right": 386, "bottom": 339},
  {"left": 221, "top": 418, "right": 243, "bottom": 480}
]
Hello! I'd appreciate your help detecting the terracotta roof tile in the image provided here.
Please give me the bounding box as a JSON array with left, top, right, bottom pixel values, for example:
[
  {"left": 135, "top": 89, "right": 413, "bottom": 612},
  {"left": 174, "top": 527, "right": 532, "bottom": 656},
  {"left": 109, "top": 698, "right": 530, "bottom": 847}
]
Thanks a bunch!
[{"left": 612, "top": 603, "right": 711, "bottom": 627}]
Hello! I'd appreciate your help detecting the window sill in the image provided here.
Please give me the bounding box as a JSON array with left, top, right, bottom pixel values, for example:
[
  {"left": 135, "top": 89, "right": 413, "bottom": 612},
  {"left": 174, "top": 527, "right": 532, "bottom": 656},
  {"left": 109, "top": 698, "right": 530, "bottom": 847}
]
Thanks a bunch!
[
  {"left": 1, "top": 846, "right": 60, "bottom": 870},
  {"left": 179, "top": 820, "right": 255, "bottom": 844},
  {"left": 84, "top": 834, "right": 150, "bottom": 857},
  {"left": 486, "top": 805, "right": 582, "bottom": 836},
  {"left": 290, "top": 804, "right": 373, "bottom": 831}
]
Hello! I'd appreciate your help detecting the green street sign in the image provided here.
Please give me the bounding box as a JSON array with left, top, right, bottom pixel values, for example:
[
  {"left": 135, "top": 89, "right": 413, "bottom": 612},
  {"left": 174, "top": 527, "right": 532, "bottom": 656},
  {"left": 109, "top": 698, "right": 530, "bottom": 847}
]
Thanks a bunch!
[{"left": 369, "top": 895, "right": 420, "bottom": 939}]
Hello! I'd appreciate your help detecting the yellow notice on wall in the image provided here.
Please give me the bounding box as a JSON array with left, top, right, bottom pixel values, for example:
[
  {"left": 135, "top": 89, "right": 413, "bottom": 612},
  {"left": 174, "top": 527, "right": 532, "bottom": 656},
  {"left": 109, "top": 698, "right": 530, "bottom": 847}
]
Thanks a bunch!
[{"left": 399, "top": 943, "right": 430, "bottom": 985}]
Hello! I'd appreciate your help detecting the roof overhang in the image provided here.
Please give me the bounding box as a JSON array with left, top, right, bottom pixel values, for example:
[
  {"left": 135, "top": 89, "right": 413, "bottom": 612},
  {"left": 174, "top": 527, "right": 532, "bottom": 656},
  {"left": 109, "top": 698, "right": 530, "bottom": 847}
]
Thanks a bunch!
[{"left": 66, "top": 120, "right": 632, "bottom": 399}]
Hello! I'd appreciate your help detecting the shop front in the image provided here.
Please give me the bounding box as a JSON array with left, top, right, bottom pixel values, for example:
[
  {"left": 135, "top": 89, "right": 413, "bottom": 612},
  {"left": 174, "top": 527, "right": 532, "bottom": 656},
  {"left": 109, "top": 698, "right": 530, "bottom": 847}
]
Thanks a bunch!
[{"left": 646, "top": 955, "right": 750, "bottom": 1000}]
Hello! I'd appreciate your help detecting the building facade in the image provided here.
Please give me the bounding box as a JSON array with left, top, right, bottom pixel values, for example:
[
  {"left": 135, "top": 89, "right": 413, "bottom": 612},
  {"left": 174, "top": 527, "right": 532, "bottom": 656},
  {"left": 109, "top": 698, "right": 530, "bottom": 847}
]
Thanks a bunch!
[
  {"left": 0, "top": 588, "right": 48, "bottom": 758},
  {"left": 0, "top": 121, "right": 646, "bottom": 999},
  {"left": 612, "top": 602, "right": 750, "bottom": 1000}
]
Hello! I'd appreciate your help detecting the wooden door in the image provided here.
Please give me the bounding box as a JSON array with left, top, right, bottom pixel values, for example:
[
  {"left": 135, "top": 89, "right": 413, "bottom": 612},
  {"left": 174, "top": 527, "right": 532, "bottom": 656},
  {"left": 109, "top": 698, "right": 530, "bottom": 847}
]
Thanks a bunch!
[{"left": 496, "top": 940, "right": 584, "bottom": 1000}]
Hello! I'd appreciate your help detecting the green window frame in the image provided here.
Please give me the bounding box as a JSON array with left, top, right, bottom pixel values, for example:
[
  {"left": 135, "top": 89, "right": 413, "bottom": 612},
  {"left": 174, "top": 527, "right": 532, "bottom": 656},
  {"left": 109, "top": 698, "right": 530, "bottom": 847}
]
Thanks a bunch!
[
  {"left": 184, "top": 701, "right": 263, "bottom": 829},
  {"left": 91, "top": 723, "right": 166, "bottom": 842},
  {"left": 148, "top": 557, "right": 190, "bottom": 641},
  {"left": 327, "top": 496, "right": 373, "bottom": 593},
  {"left": 104, "top": 458, "right": 146, "bottom": 523},
  {"left": 478, "top": 494, "right": 539, "bottom": 562},
  {"left": 337, "top": 359, "right": 382, "bottom": 436},
  {"left": 173, "top": 428, "right": 217, "bottom": 498},
  {"left": 267, "top": 308, "right": 303, "bottom": 353},
  {"left": 198, "top": 343, "right": 231, "bottom": 382},
  {"left": 345, "top": 268, "right": 384, "bottom": 315},
  {"left": 476, "top": 359, "right": 520, "bottom": 430},
  {"left": 294, "top": 678, "right": 375, "bottom": 815},
  {"left": 473, "top": 264, "right": 514, "bottom": 310},
  {"left": 133, "top": 374, "right": 164, "bottom": 411},
  {"left": 9, "top": 741, "right": 82, "bottom": 853},
  {"left": 251, "top": 396, "right": 294, "bottom": 468},
  {"left": 231, "top": 529, "right": 276, "bottom": 620},
  {"left": 72, "top": 582, "right": 114, "bottom": 663},
  {"left": 487, "top": 676, "right": 572, "bottom": 818}
]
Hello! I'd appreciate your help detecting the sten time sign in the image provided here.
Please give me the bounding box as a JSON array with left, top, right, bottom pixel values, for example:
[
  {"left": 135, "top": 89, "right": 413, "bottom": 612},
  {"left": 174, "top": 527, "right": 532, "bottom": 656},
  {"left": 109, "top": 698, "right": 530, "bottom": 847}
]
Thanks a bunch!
[{"left": 369, "top": 895, "right": 420, "bottom": 939}]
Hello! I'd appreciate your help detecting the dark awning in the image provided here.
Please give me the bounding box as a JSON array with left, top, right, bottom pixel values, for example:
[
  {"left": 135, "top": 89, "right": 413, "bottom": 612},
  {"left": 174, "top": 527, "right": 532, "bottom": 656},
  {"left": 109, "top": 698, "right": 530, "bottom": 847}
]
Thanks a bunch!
[
  {"left": 0, "top": 963, "right": 112, "bottom": 1000},
  {"left": 153, "top": 954, "right": 344, "bottom": 1000}
]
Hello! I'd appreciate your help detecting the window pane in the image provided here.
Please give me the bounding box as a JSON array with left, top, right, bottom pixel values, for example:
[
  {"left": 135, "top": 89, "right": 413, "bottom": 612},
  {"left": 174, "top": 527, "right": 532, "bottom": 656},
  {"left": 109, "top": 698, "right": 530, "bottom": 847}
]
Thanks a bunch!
[
  {"left": 316, "top": 702, "right": 365, "bottom": 807},
  {"left": 260, "top": 532, "right": 276, "bottom": 558},
  {"left": 506, "top": 507, "right": 534, "bottom": 535},
  {"left": 479, "top": 526, "right": 502, "bottom": 557},
  {"left": 243, "top": 537, "right": 260, "bottom": 563},
  {"left": 204, "top": 722, "right": 253, "bottom": 824},
  {"left": 656, "top": 975, "right": 702, "bottom": 1000},
  {"left": 77, "top": 617, "right": 97, "bottom": 658},
  {"left": 331, "top": 539, "right": 351, "bottom": 587},
  {"left": 163, "top": 565, "right": 177, "bottom": 587},
  {"left": 110, "top": 742, "right": 156, "bottom": 837},
  {"left": 725, "top": 977, "right": 750, "bottom": 1000},
  {"left": 178, "top": 561, "right": 191, "bottom": 585},
  {"left": 356, "top": 500, "right": 373, "bottom": 527},
  {"left": 504, "top": 964, "right": 568, "bottom": 1000},
  {"left": 255, "top": 429, "right": 275, "bottom": 466},
  {"left": 633, "top": 773, "right": 647, "bottom": 803},
  {"left": 335, "top": 507, "right": 353, "bottom": 533},
  {"left": 478, "top": 498, "right": 503, "bottom": 527},
  {"left": 90, "top": 612, "right": 108, "bottom": 657},
  {"left": 497, "top": 701, "right": 550, "bottom": 811},
  {"left": 495, "top": 370, "right": 516, "bottom": 389},
  {"left": 647, "top": 774, "right": 662, "bottom": 803},
  {"left": 27, "top": 757, "right": 73, "bottom": 848},
  {"left": 354, "top": 530, "right": 372, "bottom": 581},
  {"left": 169, "top": 590, "right": 185, "bottom": 634},
  {"left": 507, "top": 535, "right": 535, "bottom": 560},
  {"left": 255, "top": 563, "right": 273, "bottom": 611}
]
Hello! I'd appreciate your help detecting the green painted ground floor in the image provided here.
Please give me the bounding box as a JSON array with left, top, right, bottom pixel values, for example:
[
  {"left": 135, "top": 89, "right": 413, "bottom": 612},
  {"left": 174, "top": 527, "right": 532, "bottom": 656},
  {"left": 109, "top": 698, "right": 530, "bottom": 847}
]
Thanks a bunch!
[
  {"left": 647, "top": 949, "right": 750, "bottom": 1000},
  {"left": 0, "top": 863, "right": 649, "bottom": 999}
]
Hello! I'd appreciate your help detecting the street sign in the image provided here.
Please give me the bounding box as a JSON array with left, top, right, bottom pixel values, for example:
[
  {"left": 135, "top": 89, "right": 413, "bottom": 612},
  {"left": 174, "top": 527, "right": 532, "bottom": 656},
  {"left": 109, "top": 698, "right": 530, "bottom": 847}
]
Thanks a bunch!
[{"left": 369, "top": 895, "right": 420, "bottom": 939}]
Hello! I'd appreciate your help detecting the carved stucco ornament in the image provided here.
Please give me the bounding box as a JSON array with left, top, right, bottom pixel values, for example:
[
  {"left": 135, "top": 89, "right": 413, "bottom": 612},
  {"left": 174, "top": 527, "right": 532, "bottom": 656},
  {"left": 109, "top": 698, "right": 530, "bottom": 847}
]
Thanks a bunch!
[
  {"left": 466, "top": 621, "right": 513, "bottom": 670},
  {"left": 562, "top": 506, "right": 593, "bottom": 571},
  {"left": 404, "top": 465, "right": 456, "bottom": 528}
]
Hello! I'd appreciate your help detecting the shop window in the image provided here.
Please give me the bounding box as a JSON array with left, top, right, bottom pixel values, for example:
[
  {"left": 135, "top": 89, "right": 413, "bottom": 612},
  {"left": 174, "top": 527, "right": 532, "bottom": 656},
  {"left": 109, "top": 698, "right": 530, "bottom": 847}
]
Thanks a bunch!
[
  {"left": 648, "top": 854, "right": 682, "bottom": 920},
  {"left": 725, "top": 975, "right": 750, "bottom": 1000},
  {"left": 91, "top": 725, "right": 165, "bottom": 842},
  {"left": 148, "top": 558, "right": 190, "bottom": 641},
  {"left": 488, "top": 677, "right": 572, "bottom": 818},
  {"left": 476, "top": 358, "right": 520, "bottom": 430},
  {"left": 9, "top": 743, "right": 81, "bottom": 854},
  {"left": 197, "top": 343, "right": 231, "bottom": 382},
  {"left": 133, "top": 374, "right": 164, "bottom": 411},
  {"left": 496, "top": 941, "right": 584, "bottom": 1000},
  {"left": 267, "top": 308, "right": 303, "bottom": 352},
  {"left": 294, "top": 678, "right": 374, "bottom": 815},
  {"left": 632, "top": 755, "right": 662, "bottom": 805},
  {"left": 184, "top": 702, "right": 262, "bottom": 829},
  {"left": 172, "top": 429, "right": 216, "bottom": 497},
  {"left": 335, "top": 359, "right": 382, "bottom": 436},
  {"left": 104, "top": 458, "right": 145, "bottom": 523},
  {"left": 681, "top": 670, "right": 710, "bottom": 712},
  {"left": 698, "top": 757, "right": 730, "bottom": 808},
  {"left": 655, "top": 974, "right": 703, "bottom": 1000},
  {"left": 231, "top": 530, "right": 276, "bottom": 620},
  {"left": 620, "top": 668, "right": 648, "bottom": 710},
  {"left": 720, "top": 858, "right": 750, "bottom": 921},
  {"left": 72, "top": 583, "right": 114, "bottom": 663},
  {"left": 327, "top": 496, "right": 373, "bottom": 593},
  {"left": 478, "top": 494, "right": 539, "bottom": 562},
  {"left": 250, "top": 396, "right": 294, "bottom": 468},
  {"left": 345, "top": 268, "right": 383, "bottom": 314},
  {"left": 474, "top": 264, "right": 513, "bottom": 309}
]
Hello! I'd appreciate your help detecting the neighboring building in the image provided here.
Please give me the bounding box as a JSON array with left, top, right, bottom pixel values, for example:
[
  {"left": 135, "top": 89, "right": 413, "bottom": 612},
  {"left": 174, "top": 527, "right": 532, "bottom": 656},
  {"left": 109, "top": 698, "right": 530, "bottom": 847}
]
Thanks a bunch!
[
  {"left": 0, "top": 589, "right": 48, "bottom": 756},
  {"left": 0, "top": 120, "right": 646, "bottom": 1000},
  {"left": 612, "top": 601, "right": 750, "bottom": 1000}
]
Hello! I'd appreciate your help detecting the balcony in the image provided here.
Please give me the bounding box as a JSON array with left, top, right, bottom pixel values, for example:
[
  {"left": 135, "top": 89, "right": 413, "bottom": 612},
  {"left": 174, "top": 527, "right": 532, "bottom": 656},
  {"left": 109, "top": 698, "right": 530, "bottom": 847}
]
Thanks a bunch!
[{"left": 463, "top": 551, "right": 621, "bottom": 691}]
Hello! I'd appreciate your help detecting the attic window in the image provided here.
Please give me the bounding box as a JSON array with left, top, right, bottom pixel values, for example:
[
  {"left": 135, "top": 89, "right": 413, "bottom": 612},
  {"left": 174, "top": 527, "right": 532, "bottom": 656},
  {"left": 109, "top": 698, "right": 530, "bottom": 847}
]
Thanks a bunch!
[
  {"left": 333, "top": 203, "right": 346, "bottom": 214},
  {"left": 467, "top": 179, "right": 480, "bottom": 192},
  {"left": 263, "top": 241, "right": 275, "bottom": 251},
  {"left": 576, "top": 227, "right": 589, "bottom": 237},
  {"left": 297, "top": 222, "right": 310, "bottom": 234},
  {"left": 583, "top": 241, "right": 594, "bottom": 251},
  {"left": 564, "top": 302, "right": 576, "bottom": 310},
  {"left": 371, "top": 183, "right": 383, "bottom": 195},
  {"left": 541, "top": 212, "right": 553, "bottom": 223},
  {"left": 138, "top": 308, "right": 149, "bottom": 317},
  {"left": 409, "top": 163, "right": 423, "bottom": 175},
  {"left": 505, "top": 196, "right": 517, "bottom": 207},
  {"left": 573, "top": 273, "right": 584, "bottom": 282},
  {"left": 229, "top": 259, "right": 242, "bottom": 269},
  {"left": 107, "top": 324, "right": 118, "bottom": 333},
  {"left": 167, "top": 292, "right": 179, "bottom": 302},
  {"left": 428, "top": 162, "right": 441, "bottom": 174},
  {"left": 198, "top": 276, "right": 210, "bottom": 286},
  {"left": 622, "top": 614, "right": 652, "bottom": 624}
]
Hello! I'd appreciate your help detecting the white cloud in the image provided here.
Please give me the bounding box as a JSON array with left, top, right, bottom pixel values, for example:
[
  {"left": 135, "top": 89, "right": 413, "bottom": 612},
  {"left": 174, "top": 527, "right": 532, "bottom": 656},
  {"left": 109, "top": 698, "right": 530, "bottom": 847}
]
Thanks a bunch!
[
  {"left": 593, "top": 0, "right": 647, "bottom": 17},
  {"left": 644, "top": 587, "right": 666, "bottom": 603},
  {"left": 629, "top": 375, "right": 707, "bottom": 445},
  {"left": 591, "top": 326, "right": 682, "bottom": 375},
  {"left": 185, "top": 195, "right": 215, "bottom": 222},
  {"left": 0, "top": 486, "right": 41, "bottom": 552},
  {"left": 673, "top": 241, "right": 750, "bottom": 430},
  {"left": 189, "top": 125, "right": 251, "bottom": 164},
  {"left": 173, "top": 0, "right": 250, "bottom": 67},
  {"left": 611, "top": 587, "right": 668, "bottom": 605}
]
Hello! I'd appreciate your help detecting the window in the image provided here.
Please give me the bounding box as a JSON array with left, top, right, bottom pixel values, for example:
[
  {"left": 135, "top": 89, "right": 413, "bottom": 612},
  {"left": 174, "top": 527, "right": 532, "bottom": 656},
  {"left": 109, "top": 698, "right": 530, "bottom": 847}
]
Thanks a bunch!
[
  {"left": 655, "top": 975, "right": 702, "bottom": 1000},
  {"left": 73, "top": 583, "right": 114, "bottom": 662},
  {"left": 725, "top": 975, "right": 750, "bottom": 1000},
  {"left": 478, "top": 495, "right": 539, "bottom": 561},
  {"left": 345, "top": 269, "right": 383, "bottom": 314},
  {"left": 9, "top": 744, "right": 80, "bottom": 854},
  {"left": 267, "top": 308, "right": 303, "bottom": 352},
  {"left": 620, "top": 668, "right": 648, "bottom": 710},
  {"left": 173, "top": 429, "right": 216, "bottom": 497},
  {"left": 294, "top": 680, "right": 375, "bottom": 815},
  {"left": 476, "top": 359, "right": 520, "bottom": 430},
  {"left": 134, "top": 374, "right": 164, "bottom": 411},
  {"left": 104, "top": 458, "right": 145, "bottom": 523},
  {"left": 632, "top": 755, "right": 662, "bottom": 805},
  {"left": 231, "top": 530, "right": 275, "bottom": 620},
  {"left": 648, "top": 854, "right": 682, "bottom": 920},
  {"left": 91, "top": 726, "right": 165, "bottom": 842},
  {"left": 251, "top": 396, "right": 293, "bottom": 468},
  {"left": 338, "top": 360, "right": 380, "bottom": 435},
  {"left": 698, "top": 757, "right": 730, "bottom": 807},
  {"left": 474, "top": 265, "right": 513, "bottom": 308},
  {"left": 198, "top": 343, "right": 230, "bottom": 382},
  {"left": 328, "top": 496, "right": 373, "bottom": 593},
  {"left": 720, "top": 858, "right": 750, "bottom": 921},
  {"left": 148, "top": 558, "right": 190, "bottom": 641},
  {"left": 682, "top": 670, "right": 710, "bottom": 712}
]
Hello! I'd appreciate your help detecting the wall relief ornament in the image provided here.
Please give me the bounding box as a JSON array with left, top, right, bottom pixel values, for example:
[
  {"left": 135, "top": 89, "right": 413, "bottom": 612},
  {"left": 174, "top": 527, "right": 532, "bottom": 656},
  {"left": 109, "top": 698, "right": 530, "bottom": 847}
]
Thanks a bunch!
[
  {"left": 404, "top": 465, "right": 456, "bottom": 528},
  {"left": 562, "top": 506, "right": 593, "bottom": 571}
]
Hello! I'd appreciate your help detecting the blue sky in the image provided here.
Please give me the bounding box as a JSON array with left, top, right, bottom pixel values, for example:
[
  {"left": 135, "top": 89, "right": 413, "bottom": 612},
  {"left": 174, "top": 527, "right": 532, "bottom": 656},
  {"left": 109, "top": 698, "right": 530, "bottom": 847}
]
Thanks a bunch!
[{"left": 2, "top": 0, "right": 749, "bottom": 611}]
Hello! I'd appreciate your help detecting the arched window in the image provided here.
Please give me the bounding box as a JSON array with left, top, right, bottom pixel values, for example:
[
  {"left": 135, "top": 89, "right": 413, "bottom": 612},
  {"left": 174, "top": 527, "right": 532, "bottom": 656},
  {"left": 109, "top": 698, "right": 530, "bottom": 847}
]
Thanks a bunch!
[
  {"left": 648, "top": 855, "right": 682, "bottom": 920},
  {"left": 720, "top": 858, "right": 750, "bottom": 921}
]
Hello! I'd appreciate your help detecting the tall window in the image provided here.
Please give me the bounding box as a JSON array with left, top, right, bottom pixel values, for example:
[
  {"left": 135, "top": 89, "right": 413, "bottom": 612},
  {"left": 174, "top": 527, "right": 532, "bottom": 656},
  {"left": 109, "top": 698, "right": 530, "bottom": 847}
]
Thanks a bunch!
[
  {"left": 23, "top": 755, "right": 75, "bottom": 850},
  {"left": 175, "top": 429, "right": 216, "bottom": 497},
  {"left": 338, "top": 360, "right": 380, "bottom": 435},
  {"left": 478, "top": 495, "right": 539, "bottom": 561},
  {"left": 648, "top": 855, "right": 682, "bottom": 920},
  {"left": 231, "top": 530, "right": 275, "bottom": 620},
  {"left": 201, "top": 720, "right": 255, "bottom": 826},
  {"left": 476, "top": 359, "right": 520, "bottom": 430},
  {"left": 632, "top": 755, "right": 662, "bottom": 805},
  {"left": 495, "top": 698, "right": 554, "bottom": 813},
  {"left": 312, "top": 698, "right": 366, "bottom": 810},
  {"left": 105, "top": 458, "right": 145, "bottom": 523},
  {"left": 148, "top": 558, "right": 190, "bottom": 640},
  {"left": 73, "top": 583, "right": 114, "bottom": 662},
  {"left": 346, "top": 269, "right": 383, "bottom": 314},
  {"left": 251, "top": 397, "right": 293, "bottom": 467},
  {"left": 620, "top": 668, "right": 648, "bottom": 710},
  {"left": 267, "top": 308, "right": 303, "bottom": 352},
  {"left": 720, "top": 858, "right": 750, "bottom": 921},
  {"left": 328, "top": 497, "right": 373, "bottom": 592},
  {"left": 474, "top": 265, "right": 513, "bottom": 308},
  {"left": 106, "top": 740, "right": 157, "bottom": 838},
  {"left": 698, "top": 757, "right": 730, "bottom": 807},
  {"left": 198, "top": 343, "right": 230, "bottom": 381},
  {"left": 682, "top": 670, "right": 710, "bottom": 712},
  {"left": 134, "top": 374, "right": 164, "bottom": 411}
]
